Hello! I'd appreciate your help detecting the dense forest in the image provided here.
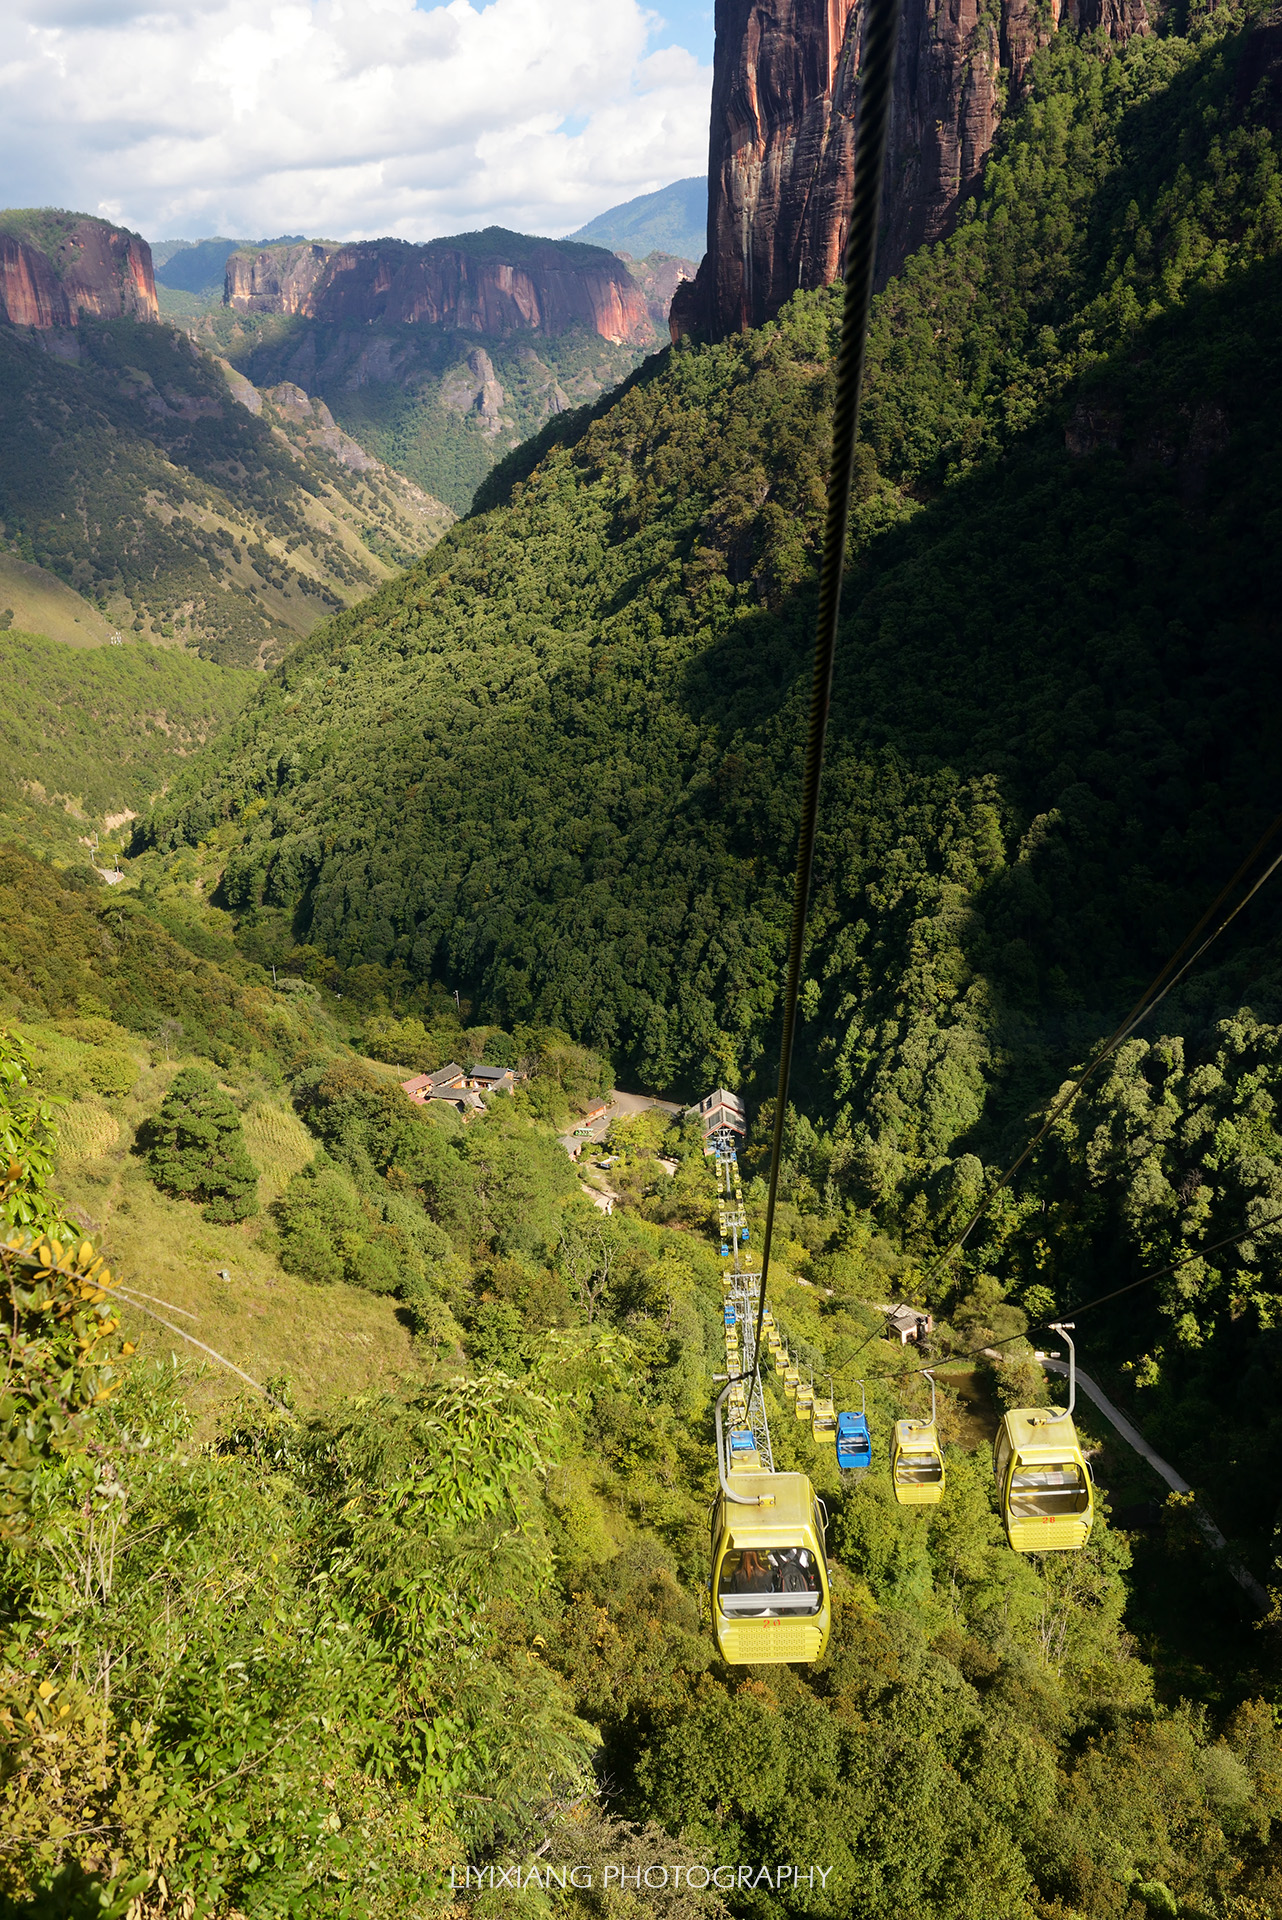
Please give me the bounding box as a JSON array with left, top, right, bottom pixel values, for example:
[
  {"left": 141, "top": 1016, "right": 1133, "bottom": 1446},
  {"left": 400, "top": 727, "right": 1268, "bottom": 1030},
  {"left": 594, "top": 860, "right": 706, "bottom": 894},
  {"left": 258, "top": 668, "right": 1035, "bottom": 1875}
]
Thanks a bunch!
[
  {"left": 147, "top": 12, "right": 1282, "bottom": 1168},
  {"left": 2, "top": 841, "right": 1281, "bottom": 1918},
  {"left": 6, "top": 0, "right": 1282, "bottom": 1912},
  {"left": 0, "top": 318, "right": 451, "bottom": 667}
]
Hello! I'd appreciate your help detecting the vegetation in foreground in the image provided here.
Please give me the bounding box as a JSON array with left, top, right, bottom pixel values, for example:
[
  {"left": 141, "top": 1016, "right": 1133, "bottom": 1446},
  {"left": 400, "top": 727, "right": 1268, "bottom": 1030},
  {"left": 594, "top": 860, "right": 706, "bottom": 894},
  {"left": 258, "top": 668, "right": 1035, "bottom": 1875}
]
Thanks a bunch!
[{"left": 0, "top": 845, "right": 1280, "bottom": 1918}]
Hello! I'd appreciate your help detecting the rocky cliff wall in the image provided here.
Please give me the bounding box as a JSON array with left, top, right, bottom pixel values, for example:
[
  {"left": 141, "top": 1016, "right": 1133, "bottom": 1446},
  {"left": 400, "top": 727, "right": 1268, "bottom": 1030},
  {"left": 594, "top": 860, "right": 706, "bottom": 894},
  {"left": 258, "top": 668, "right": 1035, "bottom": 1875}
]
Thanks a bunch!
[
  {"left": 0, "top": 215, "right": 157, "bottom": 328},
  {"left": 227, "top": 231, "right": 653, "bottom": 346},
  {"left": 672, "top": 0, "right": 1149, "bottom": 342}
]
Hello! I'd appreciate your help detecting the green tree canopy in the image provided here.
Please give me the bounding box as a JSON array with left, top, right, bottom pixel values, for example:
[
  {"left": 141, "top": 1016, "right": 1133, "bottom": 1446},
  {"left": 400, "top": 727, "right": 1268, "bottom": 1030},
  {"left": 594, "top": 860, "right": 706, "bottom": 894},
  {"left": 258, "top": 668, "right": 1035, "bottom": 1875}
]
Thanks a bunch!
[{"left": 144, "top": 1065, "right": 259, "bottom": 1222}]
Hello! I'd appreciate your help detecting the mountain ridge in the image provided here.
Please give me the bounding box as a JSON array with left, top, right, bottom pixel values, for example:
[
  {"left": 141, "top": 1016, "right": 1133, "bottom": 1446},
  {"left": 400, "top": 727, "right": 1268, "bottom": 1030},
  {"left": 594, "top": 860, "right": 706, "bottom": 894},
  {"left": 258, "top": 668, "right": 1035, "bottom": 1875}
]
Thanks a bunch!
[{"left": 0, "top": 209, "right": 157, "bottom": 328}]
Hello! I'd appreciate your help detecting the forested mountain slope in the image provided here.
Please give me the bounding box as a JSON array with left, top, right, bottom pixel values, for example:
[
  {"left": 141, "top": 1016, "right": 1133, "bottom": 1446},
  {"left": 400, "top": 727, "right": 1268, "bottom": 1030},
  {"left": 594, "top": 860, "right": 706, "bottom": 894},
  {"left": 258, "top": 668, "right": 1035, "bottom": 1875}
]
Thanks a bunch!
[
  {"left": 0, "top": 314, "right": 452, "bottom": 666},
  {"left": 151, "top": 13, "right": 1282, "bottom": 1127}
]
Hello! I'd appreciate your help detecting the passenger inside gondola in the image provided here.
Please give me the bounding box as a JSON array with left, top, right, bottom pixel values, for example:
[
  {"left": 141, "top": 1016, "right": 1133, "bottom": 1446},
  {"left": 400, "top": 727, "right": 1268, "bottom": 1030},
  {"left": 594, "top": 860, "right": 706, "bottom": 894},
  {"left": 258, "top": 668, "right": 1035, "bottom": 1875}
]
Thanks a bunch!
[
  {"left": 1008, "top": 1461, "right": 1089, "bottom": 1518},
  {"left": 717, "top": 1548, "right": 822, "bottom": 1615}
]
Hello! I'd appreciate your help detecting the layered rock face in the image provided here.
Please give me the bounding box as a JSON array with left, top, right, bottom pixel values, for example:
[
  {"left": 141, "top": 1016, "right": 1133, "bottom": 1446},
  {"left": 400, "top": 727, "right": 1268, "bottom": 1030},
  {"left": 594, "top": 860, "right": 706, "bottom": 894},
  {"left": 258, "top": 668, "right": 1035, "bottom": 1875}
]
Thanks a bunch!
[
  {"left": 227, "top": 231, "right": 652, "bottom": 347},
  {"left": 672, "top": 0, "right": 1149, "bottom": 342},
  {"left": 0, "top": 215, "right": 157, "bottom": 328}
]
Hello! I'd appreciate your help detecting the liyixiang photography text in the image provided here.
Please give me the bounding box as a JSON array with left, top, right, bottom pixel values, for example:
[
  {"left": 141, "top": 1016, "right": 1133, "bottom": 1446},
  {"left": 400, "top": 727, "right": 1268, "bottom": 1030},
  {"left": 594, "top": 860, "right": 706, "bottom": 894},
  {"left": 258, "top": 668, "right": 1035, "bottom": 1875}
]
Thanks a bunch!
[{"left": 449, "top": 1864, "right": 837, "bottom": 1893}]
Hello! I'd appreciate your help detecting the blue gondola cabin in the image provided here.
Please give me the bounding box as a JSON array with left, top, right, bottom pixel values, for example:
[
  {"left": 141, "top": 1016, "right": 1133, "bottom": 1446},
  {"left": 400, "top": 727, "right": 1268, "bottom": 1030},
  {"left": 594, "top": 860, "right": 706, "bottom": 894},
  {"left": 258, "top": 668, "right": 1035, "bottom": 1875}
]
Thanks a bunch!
[{"left": 836, "top": 1410, "right": 872, "bottom": 1472}]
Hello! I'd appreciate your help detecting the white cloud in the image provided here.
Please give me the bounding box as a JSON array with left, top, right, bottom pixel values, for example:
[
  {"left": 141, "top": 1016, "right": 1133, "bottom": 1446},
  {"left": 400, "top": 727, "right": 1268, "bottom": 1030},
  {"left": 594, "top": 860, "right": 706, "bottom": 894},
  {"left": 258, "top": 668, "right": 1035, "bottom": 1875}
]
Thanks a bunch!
[{"left": 0, "top": 0, "right": 710, "bottom": 242}]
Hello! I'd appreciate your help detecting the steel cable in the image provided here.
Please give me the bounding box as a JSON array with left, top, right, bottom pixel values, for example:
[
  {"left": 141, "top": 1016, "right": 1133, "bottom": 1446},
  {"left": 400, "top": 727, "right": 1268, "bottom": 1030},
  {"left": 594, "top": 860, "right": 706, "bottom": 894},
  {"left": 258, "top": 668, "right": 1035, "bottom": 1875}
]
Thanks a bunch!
[
  {"left": 745, "top": 0, "right": 904, "bottom": 1396},
  {"left": 856, "top": 1208, "right": 1282, "bottom": 1388}
]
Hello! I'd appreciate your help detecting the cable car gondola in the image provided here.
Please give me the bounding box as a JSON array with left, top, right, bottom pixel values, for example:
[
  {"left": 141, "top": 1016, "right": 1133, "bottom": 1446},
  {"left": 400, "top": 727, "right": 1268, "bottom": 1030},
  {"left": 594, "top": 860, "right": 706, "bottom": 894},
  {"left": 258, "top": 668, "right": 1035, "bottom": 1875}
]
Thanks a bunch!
[
  {"left": 811, "top": 1384, "right": 837, "bottom": 1445},
  {"left": 995, "top": 1324, "right": 1094, "bottom": 1552},
  {"left": 836, "top": 1406, "right": 871, "bottom": 1473},
  {"left": 710, "top": 1386, "right": 831, "bottom": 1664},
  {"left": 795, "top": 1377, "right": 815, "bottom": 1421},
  {"left": 891, "top": 1371, "right": 946, "bottom": 1505}
]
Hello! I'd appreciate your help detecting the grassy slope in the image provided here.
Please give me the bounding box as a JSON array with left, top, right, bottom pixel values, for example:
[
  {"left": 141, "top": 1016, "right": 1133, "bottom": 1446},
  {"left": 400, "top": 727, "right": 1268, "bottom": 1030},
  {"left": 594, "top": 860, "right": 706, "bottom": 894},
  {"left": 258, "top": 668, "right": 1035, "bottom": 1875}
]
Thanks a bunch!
[
  {"left": 0, "top": 847, "right": 434, "bottom": 1409},
  {"left": 39, "top": 1018, "right": 420, "bottom": 1415},
  {"left": 0, "top": 315, "right": 452, "bottom": 667},
  {"left": 0, "top": 627, "right": 253, "bottom": 862},
  {"left": 0, "top": 553, "right": 117, "bottom": 646}
]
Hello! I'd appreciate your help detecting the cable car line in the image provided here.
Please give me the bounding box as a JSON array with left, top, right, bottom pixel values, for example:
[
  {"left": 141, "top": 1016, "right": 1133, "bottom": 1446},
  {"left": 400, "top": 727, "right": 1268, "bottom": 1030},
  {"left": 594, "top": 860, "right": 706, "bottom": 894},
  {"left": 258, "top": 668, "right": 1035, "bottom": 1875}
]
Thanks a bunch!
[
  {"left": 917, "top": 812, "right": 1282, "bottom": 1290},
  {"left": 707, "top": 0, "right": 903, "bottom": 1647},
  {"left": 906, "top": 810, "right": 1282, "bottom": 1303},
  {"left": 745, "top": 0, "right": 903, "bottom": 1396}
]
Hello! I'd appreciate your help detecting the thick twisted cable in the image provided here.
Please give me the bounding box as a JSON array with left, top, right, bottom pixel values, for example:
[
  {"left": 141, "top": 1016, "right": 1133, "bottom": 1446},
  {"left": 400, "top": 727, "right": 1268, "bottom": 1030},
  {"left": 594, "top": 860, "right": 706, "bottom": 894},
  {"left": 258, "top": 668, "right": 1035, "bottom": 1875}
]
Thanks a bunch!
[{"left": 749, "top": 0, "right": 903, "bottom": 1386}]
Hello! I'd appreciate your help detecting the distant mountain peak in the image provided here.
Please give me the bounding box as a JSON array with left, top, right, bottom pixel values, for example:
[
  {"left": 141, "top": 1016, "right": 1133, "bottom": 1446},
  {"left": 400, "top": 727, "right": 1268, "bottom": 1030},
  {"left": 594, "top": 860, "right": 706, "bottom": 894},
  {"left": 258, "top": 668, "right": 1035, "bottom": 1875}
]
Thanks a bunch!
[{"left": 570, "top": 179, "right": 706, "bottom": 263}]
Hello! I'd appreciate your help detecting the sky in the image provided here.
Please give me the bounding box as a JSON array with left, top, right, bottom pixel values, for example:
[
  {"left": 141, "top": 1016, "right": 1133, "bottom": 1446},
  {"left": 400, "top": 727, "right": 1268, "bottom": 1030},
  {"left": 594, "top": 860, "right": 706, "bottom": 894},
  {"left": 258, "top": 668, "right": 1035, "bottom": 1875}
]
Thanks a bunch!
[{"left": 0, "top": 0, "right": 715, "bottom": 245}]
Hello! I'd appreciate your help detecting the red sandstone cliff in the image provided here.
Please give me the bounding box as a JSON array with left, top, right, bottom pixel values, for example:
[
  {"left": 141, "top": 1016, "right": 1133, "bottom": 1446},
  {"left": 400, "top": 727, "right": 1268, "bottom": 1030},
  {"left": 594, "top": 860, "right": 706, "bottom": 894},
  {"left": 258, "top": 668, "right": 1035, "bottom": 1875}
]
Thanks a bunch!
[
  {"left": 0, "top": 213, "right": 157, "bottom": 328},
  {"left": 227, "top": 230, "right": 653, "bottom": 347},
  {"left": 672, "top": 0, "right": 1148, "bottom": 342}
]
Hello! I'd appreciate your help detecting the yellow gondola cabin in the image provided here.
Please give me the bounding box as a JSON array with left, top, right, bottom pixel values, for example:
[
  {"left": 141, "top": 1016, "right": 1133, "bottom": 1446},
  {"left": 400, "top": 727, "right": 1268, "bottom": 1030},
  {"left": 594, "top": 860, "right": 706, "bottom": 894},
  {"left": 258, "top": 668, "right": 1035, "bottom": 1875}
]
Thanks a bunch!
[
  {"left": 993, "top": 1409, "right": 1093, "bottom": 1550},
  {"left": 994, "top": 1325, "right": 1093, "bottom": 1550},
  {"left": 891, "top": 1419, "right": 946, "bottom": 1503},
  {"left": 710, "top": 1472, "right": 831, "bottom": 1665},
  {"left": 891, "top": 1371, "right": 945, "bottom": 1504},
  {"left": 811, "top": 1393, "right": 837, "bottom": 1444}
]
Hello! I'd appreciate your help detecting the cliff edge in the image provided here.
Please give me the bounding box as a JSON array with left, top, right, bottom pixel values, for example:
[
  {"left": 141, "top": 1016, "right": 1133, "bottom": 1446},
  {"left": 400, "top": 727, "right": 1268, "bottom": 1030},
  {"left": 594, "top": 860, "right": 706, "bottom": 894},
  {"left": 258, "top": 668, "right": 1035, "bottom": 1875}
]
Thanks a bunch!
[
  {"left": 0, "top": 211, "right": 157, "bottom": 328},
  {"left": 226, "top": 230, "right": 653, "bottom": 347},
  {"left": 672, "top": 0, "right": 1149, "bottom": 342}
]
